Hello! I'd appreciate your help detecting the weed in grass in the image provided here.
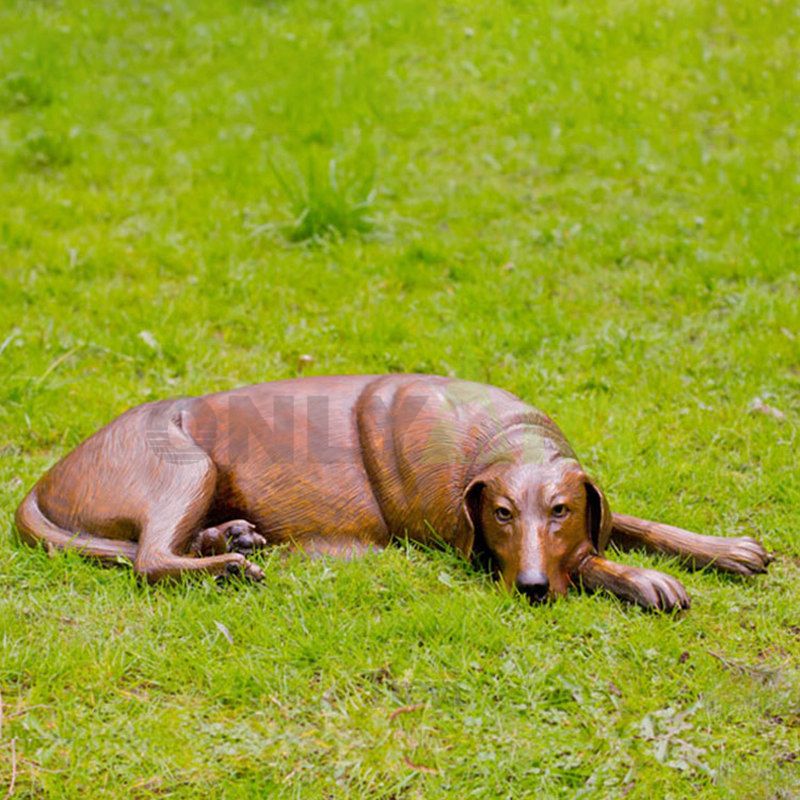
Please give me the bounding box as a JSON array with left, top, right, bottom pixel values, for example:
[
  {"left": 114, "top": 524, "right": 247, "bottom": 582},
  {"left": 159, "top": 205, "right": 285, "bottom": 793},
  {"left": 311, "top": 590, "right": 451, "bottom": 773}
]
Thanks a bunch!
[
  {"left": 17, "top": 128, "right": 74, "bottom": 170},
  {"left": 0, "top": 71, "right": 53, "bottom": 111},
  {"left": 267, "top": 147, "right": 377, "bottom": 243}
]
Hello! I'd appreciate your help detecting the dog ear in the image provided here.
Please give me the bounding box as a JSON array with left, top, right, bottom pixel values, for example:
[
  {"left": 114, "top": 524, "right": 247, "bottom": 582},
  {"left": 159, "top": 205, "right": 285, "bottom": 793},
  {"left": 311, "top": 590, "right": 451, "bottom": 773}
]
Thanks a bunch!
[
  {"left": 584, "top": 478, "right": 612, "bottom": 554},
  {"left": 453, "top": 479, "right": 485, "bottom": 558}
]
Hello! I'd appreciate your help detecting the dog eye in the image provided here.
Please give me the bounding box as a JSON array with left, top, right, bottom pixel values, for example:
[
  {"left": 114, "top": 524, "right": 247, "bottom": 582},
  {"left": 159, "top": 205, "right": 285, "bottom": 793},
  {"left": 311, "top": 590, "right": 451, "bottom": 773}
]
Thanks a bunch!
[
  {"left": 552, "top": 504, "right": 569, "bottom": 518},
  {"left": 494, "top": 506, "right": 513, "bottom": 523}
]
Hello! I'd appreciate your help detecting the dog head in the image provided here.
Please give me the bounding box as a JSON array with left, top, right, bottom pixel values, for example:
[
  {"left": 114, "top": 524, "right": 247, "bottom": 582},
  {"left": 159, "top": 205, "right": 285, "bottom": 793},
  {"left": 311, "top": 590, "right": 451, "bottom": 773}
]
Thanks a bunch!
[{"left": 459, "top": 457, "right": 611, "bottom": 601}]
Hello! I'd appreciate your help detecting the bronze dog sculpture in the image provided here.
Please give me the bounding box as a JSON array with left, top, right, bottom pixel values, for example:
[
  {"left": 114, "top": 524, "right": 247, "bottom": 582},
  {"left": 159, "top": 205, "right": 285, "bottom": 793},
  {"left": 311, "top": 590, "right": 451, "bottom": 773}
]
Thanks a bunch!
[{"left": 15, "top": 375, "right": 772, "bottom": 610}]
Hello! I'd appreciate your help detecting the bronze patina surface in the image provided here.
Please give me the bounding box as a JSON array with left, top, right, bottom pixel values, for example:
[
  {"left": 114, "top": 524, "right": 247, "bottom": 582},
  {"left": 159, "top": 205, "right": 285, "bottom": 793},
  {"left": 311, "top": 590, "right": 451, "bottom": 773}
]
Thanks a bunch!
[{"left": 15, "top": 374, "right": 772, "bottom": 610}]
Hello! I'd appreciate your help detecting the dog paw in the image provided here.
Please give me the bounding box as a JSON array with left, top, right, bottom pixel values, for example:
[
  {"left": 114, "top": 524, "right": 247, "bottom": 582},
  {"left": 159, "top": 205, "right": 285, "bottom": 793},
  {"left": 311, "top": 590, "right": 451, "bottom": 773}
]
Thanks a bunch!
[
  {"left": 190, "top": 526, "right": 227, "bottom": 557},
  {"left": 627, "top": 567, "right": 691, "bottom": 612},
  {"left": 243, "top": 561, "right": 265, "bottom": 581},
  {"left": 221, "top": 520, "right": 267, "bottom": 556},
  {"left": 223, "top": 557, "right": 265, "bottom": 582},
  {"left": 711, "top": 536, "right": 773, "bottom": 576}
]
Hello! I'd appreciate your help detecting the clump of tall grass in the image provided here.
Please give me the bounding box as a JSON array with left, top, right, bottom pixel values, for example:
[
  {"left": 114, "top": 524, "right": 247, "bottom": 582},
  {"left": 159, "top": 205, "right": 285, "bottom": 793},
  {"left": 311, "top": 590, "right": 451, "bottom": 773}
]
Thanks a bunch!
[
  {"left": 268, "top": 148, "right": 377, "bottom": 243},
  {"left": 18, "top": 128, "right": 74, "bottom": 170},
  {"left": 0, "top": 71, "right": 53, "bottom": 111}
]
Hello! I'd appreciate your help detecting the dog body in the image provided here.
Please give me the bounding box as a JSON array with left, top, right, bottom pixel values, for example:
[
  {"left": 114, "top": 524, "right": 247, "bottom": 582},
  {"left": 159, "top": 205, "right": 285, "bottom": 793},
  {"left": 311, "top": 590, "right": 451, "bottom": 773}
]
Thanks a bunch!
[{"left": 15, "top": 374, "right": 772, "bottom": 608}]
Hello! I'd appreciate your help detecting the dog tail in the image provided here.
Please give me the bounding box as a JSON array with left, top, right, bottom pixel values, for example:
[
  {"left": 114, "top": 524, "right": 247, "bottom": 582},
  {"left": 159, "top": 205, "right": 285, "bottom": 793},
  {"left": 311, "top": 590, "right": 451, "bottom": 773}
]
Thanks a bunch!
[{"left": 14, "top": 488, "right": 138, "bottom": 564}]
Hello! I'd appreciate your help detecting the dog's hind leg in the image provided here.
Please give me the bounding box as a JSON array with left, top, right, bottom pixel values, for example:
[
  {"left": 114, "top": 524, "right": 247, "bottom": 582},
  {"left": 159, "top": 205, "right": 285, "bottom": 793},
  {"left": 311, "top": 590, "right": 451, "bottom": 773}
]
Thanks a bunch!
[
  {"left": 610, "top": 513, "right": 773, "bottom": 576},
  {"left": 17, "top": 401, "right": 262, "bottom": 582},
  {"left": 133, "top": 457, "right": 264, "bottom": 583},
  {"left": 16, "top": 489, "right": 138, "bottom": 563}
]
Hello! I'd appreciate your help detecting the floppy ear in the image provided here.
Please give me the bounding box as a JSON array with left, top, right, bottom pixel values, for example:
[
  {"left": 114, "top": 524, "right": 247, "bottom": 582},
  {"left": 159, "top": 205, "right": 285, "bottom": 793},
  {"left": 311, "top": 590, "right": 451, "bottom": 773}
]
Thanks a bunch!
[
  {"left": 452, "top": 479, "right": 485, "bottom": 558},
  {"left": 584, "top": 478, "right": 612, "bottom": 554}
]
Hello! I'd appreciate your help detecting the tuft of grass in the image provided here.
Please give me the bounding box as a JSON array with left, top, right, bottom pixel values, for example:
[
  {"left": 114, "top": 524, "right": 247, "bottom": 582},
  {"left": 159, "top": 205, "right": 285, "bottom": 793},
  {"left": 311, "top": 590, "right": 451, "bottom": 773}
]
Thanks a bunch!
[
  {"left": 268, "top": 148, "right": 377, "bottom": 243},
  {"left": 17, "top": 128, "right": 74, "bottom": 170},
  {"left": 0, "top": 71, "right": 53, "bottom": 110}
]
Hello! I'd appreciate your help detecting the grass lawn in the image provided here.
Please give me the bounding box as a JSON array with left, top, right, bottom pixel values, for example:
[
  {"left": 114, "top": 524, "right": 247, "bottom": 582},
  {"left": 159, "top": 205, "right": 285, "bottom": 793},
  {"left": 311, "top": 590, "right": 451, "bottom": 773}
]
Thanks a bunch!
[{"left": 1, "top": 0, "right": 799, "bottom": 796}]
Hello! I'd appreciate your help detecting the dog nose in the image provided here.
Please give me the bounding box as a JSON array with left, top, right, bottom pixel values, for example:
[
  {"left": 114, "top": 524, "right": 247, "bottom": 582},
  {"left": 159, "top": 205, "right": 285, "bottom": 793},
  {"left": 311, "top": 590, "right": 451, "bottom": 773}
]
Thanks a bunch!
[{"left": 515, "top": 570, "right": 550, "bottom": 602}]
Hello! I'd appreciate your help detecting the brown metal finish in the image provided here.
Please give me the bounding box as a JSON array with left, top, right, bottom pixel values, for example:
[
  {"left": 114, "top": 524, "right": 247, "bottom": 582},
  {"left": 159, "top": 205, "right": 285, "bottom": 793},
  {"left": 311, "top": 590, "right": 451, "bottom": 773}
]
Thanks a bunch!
[{"left": 14, "top": 374, "right": 772, "bottom": 610}]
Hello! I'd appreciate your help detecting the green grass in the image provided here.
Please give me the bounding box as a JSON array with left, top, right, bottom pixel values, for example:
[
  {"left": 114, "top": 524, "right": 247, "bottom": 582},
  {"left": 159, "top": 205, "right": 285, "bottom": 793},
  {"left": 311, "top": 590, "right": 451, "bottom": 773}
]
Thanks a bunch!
[
  {"left": 267, "top": 147, "right": 377, "bottom": 242},
  {"left": 0, "top": 0, "right": 798, "bottom": 796}
]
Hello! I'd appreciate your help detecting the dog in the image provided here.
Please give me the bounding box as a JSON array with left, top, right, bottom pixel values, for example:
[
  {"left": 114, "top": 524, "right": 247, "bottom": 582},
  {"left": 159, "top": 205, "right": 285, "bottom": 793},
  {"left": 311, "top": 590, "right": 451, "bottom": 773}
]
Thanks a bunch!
[{"left": 15, "top": 374, "right": 772, "bottom": 610}]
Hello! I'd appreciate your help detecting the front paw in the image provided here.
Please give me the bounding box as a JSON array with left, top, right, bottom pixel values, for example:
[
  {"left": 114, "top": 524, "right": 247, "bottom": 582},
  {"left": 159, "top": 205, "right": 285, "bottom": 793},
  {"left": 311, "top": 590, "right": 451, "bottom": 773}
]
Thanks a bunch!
[
  {"left": 624, "top": 567, "right": 691, "bottom": 612},
  {"left": 711, "top": 536, "right": 773, "bottom": 576},
  {"left": 578, "top": 556, "right": 691, "bottom": 612}
]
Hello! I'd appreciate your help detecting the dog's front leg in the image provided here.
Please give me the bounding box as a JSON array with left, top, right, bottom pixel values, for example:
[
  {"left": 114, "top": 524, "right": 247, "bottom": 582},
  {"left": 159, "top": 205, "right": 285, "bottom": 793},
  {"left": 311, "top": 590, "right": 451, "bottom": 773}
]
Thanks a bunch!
[
  {"left": 610, "top": 514, "right": 773, "bottom": 576},
  {"left": 576, "top": 555, "right": 690, "bottom": 611}
]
